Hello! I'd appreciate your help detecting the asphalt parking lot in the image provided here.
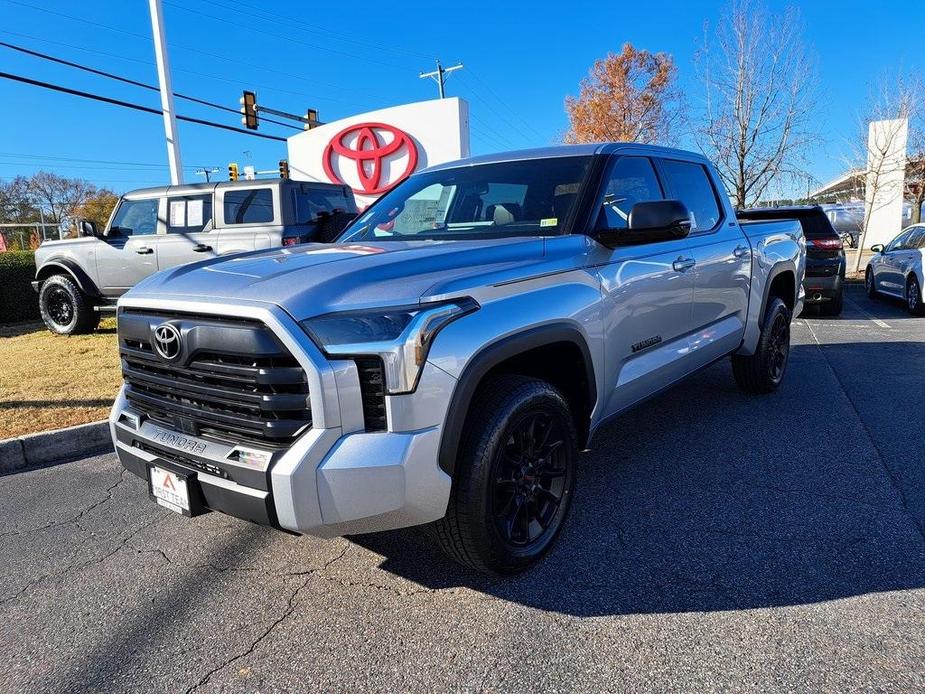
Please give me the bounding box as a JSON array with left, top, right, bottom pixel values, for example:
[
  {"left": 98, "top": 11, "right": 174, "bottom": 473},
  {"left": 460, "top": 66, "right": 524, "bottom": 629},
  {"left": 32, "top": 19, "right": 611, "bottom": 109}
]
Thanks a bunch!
[{"left": 2, "top": 283, "right": 924, "bottom": 693}]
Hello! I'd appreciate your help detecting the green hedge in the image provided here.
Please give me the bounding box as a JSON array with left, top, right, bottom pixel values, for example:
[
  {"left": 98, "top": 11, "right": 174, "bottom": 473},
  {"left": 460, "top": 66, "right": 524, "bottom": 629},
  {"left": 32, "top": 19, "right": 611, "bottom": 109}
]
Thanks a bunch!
[{"left": 0, "top": 251, "right": 39, "bottom": 324}]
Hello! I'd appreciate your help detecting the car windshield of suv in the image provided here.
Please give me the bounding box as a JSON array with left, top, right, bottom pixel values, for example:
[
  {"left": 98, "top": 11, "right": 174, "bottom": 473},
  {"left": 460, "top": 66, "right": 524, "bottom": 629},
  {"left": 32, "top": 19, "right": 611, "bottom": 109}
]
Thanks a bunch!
[{"left": 338, "top": 156, "right": 592, "bottom": 242}]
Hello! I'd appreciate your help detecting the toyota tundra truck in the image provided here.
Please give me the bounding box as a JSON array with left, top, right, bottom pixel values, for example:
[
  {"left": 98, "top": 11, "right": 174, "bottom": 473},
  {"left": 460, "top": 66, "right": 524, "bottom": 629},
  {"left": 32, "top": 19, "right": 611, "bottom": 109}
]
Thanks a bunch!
[{"left": 110, "top": 144, "right": 805, "bottom": 574}]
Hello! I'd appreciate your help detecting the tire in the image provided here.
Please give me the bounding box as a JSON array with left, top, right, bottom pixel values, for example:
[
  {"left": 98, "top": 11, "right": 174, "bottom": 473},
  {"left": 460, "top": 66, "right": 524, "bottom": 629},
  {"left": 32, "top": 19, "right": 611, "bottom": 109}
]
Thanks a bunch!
[
  {"left": 38, "top": 274, "right": 100, "bottom": 335},
  {"left": 819, "top": 289, "right": 843, "bottom": 316},
  {"left": 865, "top": 267, "right": 879, "bottom": 299},
  {"left": 731, "top": 297, "right": 792, "bottom": 394},
  {"left": 906, "top": 275, "right": 925, "bottom": 316},
  {"left": 432, "top": 374, "right": 578, "bottom": 575}
]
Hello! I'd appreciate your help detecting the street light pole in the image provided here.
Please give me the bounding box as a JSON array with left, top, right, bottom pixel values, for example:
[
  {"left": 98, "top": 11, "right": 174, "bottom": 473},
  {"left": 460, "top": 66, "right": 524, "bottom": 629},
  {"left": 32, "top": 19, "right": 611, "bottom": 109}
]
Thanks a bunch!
[{"left": 148, "top": 0, "right": 183, "bottom": 184}]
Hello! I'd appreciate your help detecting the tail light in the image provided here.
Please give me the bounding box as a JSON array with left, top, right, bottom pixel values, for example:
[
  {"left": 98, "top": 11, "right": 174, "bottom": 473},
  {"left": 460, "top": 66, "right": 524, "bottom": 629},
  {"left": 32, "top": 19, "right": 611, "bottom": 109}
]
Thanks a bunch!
[
  {"left": 809, "top": 238, "right": 843, "bottom": 250},
  {"left": 282, "top": 237, "right": 299, "bottom": 247}
]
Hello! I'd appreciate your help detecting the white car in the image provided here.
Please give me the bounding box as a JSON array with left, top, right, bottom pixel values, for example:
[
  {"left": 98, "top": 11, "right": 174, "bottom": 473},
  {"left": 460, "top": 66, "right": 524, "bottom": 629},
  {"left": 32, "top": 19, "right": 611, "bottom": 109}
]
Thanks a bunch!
[{"left": 866, "top": 224, "right": 925, "bottom": 315}]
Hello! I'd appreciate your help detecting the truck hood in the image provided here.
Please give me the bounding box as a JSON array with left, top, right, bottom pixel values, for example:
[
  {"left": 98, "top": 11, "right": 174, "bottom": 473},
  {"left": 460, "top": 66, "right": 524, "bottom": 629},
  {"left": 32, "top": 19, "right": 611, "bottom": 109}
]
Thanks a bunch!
[{"left": 128, "top": 238, "right": 549, "bottom": 319}]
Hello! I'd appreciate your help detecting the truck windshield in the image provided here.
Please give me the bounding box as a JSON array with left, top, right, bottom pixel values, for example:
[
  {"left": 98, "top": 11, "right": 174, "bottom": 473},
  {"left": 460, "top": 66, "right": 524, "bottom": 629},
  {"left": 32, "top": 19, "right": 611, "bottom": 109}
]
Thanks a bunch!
[{"left": 338, "top": 156, "right": 592, "bottom": 242}]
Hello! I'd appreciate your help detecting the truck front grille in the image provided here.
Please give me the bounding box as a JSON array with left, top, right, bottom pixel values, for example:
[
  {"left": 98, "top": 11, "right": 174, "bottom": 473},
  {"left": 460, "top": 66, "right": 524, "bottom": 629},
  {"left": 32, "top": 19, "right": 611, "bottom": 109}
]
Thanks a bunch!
[{"left": 119, "top": 309, "right": 311, "bottom": 445}]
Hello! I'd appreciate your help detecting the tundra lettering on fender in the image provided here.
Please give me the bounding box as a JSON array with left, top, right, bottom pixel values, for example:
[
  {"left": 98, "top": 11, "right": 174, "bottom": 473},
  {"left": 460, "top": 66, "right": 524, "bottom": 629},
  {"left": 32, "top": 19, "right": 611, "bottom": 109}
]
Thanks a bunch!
[{"left": 110, "top": 143, "right": 805, "bottom": 575}]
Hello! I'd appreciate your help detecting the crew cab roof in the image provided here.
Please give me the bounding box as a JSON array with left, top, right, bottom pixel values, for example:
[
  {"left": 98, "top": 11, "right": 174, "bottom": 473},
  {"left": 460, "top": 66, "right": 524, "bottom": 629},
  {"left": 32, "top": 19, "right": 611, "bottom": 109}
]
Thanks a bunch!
[{"left": 422, "top": 142, "right": 714, "bottom": 172}]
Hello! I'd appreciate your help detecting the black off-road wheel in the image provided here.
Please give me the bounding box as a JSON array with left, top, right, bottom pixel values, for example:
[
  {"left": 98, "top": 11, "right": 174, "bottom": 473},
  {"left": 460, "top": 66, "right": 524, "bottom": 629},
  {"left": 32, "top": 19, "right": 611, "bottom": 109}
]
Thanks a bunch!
[
  {"left": 433, "top": 375, "right": 578, "bottom": 575},
  {"left": 731, "top": 297, "right": 792, "bottom": 394},
  {"left": 907, "top": 275, "right": 925, "bottom": 316},
  {"left": 38, "top": 274, "right": 100, "bottom": 335}
]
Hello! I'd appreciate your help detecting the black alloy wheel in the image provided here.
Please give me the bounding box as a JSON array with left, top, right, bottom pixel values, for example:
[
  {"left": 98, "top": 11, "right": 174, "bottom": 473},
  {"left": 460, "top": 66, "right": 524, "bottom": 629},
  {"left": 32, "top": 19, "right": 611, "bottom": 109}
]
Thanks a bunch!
[
  {"left": 766, "top": 310, "right": 790, "bottom": 385},
  {"left": 45, "top": 285, "right": 75, "bottom": 328},
  {"left": 492, "top": 411, "right": 571, "bottom": 548}
]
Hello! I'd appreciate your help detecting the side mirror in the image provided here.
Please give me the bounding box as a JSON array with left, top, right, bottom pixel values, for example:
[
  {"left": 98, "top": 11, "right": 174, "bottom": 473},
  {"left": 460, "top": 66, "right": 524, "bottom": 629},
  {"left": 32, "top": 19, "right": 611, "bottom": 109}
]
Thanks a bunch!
[
  {"left": 78, "top": 219, "right": 98, "bottom": 238},
  {"left": 594, "top": 200, "right": 693, "bottom": 249},
  {"left": 870, "top": 244, "right": 885, "bottom": 253}
]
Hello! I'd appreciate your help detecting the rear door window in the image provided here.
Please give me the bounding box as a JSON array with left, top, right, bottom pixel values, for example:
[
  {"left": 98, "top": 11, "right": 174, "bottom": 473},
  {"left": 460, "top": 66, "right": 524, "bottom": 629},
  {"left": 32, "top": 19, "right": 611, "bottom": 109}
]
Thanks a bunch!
[
  {"left": 657, "top": 160, "right": 722, "bottom": 232},
  {"left": 292, "top": 186, "right": 354, "bottom": 223},
  {"left": 167, "top": 194, "right": 213, "bottom": 234},
  {"left": 224, "top": 188, "right": 275, "bottom": 225}
]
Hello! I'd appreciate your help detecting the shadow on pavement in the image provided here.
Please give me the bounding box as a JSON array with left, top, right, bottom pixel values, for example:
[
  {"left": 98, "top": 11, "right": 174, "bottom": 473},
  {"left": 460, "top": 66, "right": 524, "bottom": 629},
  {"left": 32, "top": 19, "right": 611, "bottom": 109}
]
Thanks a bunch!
[{"left": 354, "top": 339, "right": 925, "bottom": 617}]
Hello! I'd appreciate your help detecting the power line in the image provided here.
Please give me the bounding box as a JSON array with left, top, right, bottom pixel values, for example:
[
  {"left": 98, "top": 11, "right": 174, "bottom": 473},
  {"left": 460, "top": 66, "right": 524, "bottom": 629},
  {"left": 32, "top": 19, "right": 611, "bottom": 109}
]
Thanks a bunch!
[
  {"left": 0, "top": 28, "right": 388, "bottom": 108},
  {"left": 419, "top": 59, "right": 464, "bottom": 99},
  {"left": 161, "top": 0, "right": 413, "bottom": 71},
  {"left": 463, "top": 68, "right": 546, "bottom": 142},
  {"left": 0, "top": 71, "right": 288, "bottom": 142},
  {"left": 0, "top": 40, "right": 302, "bottom": 132},
  {"left": 198, "top": 0, "right": 434, "bottom": 61},
  {"left": 0, "top": 151, "right": 202, "bottom": 169}
]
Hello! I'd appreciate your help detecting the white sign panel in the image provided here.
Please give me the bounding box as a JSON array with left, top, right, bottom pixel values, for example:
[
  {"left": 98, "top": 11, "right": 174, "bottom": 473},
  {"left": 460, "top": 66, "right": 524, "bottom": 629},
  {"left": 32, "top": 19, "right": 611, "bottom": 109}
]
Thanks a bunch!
[
  {"left": 287, "top": 98, "right": 470, "bottom": 209},
  {"left": 865, "top": 117, "right": 908, "bottom": 247}
]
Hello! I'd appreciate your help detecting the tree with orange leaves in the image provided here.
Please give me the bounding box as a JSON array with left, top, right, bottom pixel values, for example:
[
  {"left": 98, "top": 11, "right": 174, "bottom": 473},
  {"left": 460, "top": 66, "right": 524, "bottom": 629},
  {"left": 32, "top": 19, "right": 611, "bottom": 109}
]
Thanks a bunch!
[{"left": 564, "top": 43, "right": 680, "bottom": 145}]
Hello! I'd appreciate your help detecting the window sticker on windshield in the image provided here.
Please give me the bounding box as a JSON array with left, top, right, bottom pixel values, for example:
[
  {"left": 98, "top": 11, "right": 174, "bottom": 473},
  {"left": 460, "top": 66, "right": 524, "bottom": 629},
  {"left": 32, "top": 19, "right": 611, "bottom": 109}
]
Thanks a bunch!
[
  {"left": 540, "top": 218, "right": 558, "bottom": 228},
  {"left": 169, "top": 200, "right": 186, "bottom": 227}
]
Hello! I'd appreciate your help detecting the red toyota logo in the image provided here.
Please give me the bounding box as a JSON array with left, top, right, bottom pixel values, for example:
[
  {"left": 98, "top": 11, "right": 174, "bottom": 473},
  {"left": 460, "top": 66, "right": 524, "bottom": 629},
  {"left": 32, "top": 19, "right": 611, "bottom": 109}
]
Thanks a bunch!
[{"left": 323, "top": 122, "right": 418, "bottom": 196}]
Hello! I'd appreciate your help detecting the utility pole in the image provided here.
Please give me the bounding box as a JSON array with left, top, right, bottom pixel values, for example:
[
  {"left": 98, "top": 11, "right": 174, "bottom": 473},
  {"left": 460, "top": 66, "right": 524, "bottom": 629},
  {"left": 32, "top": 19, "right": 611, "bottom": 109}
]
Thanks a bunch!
[
  {"left": 419, "top": 59, "right": 463, "bottom": 99},
  {"left": 148, "top": 0, "right": 183, "bottom": 184}
]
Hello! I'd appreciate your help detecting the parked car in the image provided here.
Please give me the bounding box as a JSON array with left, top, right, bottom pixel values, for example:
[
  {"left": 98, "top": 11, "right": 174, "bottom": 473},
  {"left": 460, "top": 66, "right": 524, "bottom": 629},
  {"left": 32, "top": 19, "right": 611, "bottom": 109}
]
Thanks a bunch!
[
  {"left": 738, "top": 205, "right": 844, "bottom": 316},
  {"left": 110, "top": 143, "right": 805, "bottom": 575},
  {"left": 32, "top": 178, "right": 357, "bottom": 335},
  {"left": 820, "top": 203, "right": 864, "bottom": 248},
  {"left": 866, "top": 224, "right": 925, "bottom": 315}
]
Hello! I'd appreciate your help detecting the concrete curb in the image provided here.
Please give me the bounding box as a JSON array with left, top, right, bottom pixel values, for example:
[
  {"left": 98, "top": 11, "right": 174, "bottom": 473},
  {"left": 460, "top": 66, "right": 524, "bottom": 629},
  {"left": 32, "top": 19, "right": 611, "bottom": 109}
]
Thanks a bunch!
[{"left": 0, "top": 420, "right": 111, "bottom": 474}]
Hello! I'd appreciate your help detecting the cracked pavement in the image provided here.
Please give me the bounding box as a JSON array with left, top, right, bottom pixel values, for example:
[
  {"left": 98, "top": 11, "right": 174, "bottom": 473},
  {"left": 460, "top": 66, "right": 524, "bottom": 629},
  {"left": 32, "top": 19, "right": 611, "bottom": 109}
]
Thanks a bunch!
[{"left": 2, "top": 284, "right": 924, "bottom": 693}]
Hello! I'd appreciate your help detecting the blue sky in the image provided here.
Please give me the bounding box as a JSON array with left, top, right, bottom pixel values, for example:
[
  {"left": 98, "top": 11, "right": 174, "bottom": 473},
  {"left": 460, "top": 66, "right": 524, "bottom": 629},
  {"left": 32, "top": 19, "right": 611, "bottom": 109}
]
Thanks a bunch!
[{"left": 1, "top": 0, "right": 922, "bottom": 194}]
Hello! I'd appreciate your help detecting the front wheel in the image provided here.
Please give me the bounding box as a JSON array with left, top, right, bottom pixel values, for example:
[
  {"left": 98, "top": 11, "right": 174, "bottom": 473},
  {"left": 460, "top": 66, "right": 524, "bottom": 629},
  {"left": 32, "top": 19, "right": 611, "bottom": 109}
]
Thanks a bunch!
[
  {"left": 38, "top": 274, "right": 100, "bottom": 335},
  {"left": 866, "top": 268, "right": 879, "bottom": 299},
  {"left": 731, "top": 297, "right": 792, "bottom": 394},
  {"left": 433, "top": 375, "right": 578, "bottom": 575},
  {"left": 907, "top": 275, "right": 925, "bottom": 316}
]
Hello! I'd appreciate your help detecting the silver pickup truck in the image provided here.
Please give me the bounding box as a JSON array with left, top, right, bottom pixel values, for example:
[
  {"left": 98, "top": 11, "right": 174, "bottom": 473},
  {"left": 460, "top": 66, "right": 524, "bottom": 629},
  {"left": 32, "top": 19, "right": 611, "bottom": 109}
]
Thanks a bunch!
[
  {"left": 110, "top": 144, "right": 805, "bottom": 574},
  {"left": 32, "top": 178, "right": 357, "bottom": 334}
]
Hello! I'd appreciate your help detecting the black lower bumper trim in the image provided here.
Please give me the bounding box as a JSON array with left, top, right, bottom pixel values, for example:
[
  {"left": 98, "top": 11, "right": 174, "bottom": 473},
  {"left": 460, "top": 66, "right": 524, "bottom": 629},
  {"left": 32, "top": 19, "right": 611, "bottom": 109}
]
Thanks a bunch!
[{"left": 119, "top": 444, "right": 279, "bottom": 528}]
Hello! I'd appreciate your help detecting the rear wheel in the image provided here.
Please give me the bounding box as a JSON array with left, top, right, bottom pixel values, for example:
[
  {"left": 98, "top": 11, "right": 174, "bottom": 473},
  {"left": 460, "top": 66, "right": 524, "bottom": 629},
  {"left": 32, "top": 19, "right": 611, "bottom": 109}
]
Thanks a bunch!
[
  {"left": 38, "top": 274, "right": 100, "bottom": 335},
  {"left": 731, "top": 297, "right": 792, "bottom": 394},
  {"left": 819, "top": 289, "right": 843, "bottom": 316},
  {"left": 433, "top": 375, "right": 578, "bottom": 575},
  {"left": 907, "top": 275, "right": 925, "bottom": 316}
]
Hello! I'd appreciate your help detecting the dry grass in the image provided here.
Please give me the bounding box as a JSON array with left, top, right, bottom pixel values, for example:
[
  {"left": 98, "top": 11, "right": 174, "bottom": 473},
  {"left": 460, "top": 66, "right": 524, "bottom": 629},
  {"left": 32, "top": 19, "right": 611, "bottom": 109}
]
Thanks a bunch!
[{"left": 0, "top": 319, "right": 121, "bottom": 439}]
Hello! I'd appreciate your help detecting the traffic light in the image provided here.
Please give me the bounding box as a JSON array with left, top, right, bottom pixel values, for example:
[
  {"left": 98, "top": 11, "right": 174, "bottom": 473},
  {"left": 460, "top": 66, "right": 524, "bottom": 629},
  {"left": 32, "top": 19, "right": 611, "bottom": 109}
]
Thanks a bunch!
[
  {"left": 240, "top": 90, "right": 258, "bottom": 130},
  {"left": 303, "top": 108, "right": 318, "bottom": 130},
  {"left": 228, "top": 162, "right": 239, "bottom": 181},
  {"left": 278, "top": 159, "right": 290, "bottom": 179}
]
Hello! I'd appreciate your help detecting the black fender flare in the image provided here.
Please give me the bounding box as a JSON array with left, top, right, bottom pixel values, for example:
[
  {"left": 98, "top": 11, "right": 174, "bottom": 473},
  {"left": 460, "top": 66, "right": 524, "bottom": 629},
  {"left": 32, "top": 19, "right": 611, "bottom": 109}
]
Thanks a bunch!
[
  {"left": 437, "top": 323, "right": 597, "bottom": 477},
  {"left": 759, "top": 263, "right": 797, "bottom": 327},
  {"left": 35, "top": 259, "right": 101, "bottom": 298}
]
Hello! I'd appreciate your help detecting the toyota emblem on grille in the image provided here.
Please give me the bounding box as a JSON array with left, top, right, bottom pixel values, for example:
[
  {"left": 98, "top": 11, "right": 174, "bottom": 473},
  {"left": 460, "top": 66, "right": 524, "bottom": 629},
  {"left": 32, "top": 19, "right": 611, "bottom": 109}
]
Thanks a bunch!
[{"left": 152, "top": 323, "right": 182, "bottom": 361}]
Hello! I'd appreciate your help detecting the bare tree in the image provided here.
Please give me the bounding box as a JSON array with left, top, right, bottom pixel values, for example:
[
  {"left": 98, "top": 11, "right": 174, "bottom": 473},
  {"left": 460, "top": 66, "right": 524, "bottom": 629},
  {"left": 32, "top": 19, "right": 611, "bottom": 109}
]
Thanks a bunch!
[
  {"left": 564, "top": 43, "right": 681, "bottom": 145},
  {"left": 695, "top": 0, "right": 815, "bottom": 208},
  {"left": 848, "top": 76, "right": 918, "bottom": 273},
  {"left": 27, "top": 171, "right": 98, "bottom": 224},
  {"left": 905, "top": 120, "right": 925, "bottom": 225}
]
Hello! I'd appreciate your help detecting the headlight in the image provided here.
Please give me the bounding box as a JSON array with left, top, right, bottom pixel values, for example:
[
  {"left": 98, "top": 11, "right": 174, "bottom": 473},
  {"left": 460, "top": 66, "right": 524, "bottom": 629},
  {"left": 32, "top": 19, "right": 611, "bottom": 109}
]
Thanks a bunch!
[{"left": 301, "top": 298, "right": 478, "bottom": 394}]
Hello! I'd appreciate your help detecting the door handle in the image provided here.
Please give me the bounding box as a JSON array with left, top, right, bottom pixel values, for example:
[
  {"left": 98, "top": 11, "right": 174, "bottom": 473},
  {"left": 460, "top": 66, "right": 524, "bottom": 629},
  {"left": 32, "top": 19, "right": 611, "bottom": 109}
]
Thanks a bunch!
[
  {"left": 193, "top": 244, "right": 212, "bottom": 253},
  {"left": 672, "top": 257, "right": 696, "bottom": 272},
  {"left": 135, "top": 246, "right": 153, "bottom": 255},
  {"left": 733, "top": 244, "right": 750, "bottom": 258}
]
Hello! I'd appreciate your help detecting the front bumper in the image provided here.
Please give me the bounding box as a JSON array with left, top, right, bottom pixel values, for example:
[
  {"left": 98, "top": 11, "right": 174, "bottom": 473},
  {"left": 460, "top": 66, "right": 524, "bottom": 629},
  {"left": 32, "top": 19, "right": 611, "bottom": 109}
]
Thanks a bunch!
[{"left": 109, "top": 296, "right": 455, "bottom": 538}]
